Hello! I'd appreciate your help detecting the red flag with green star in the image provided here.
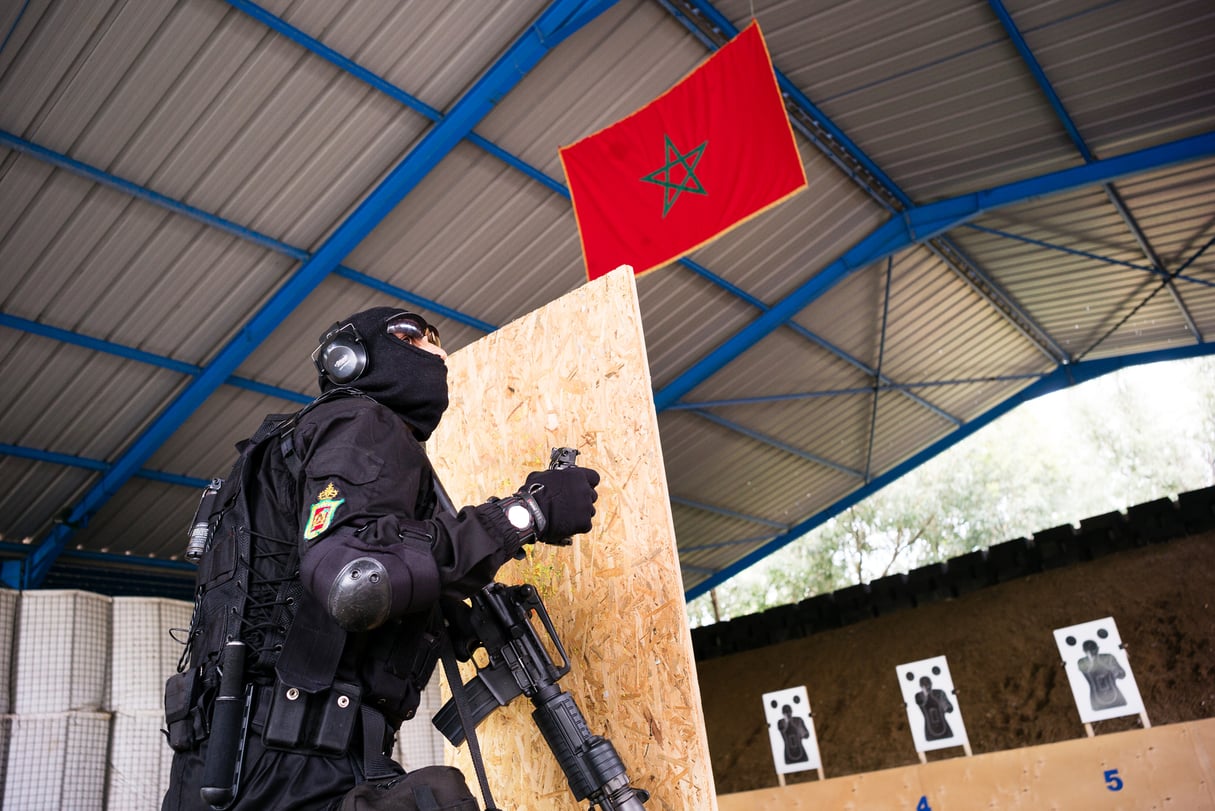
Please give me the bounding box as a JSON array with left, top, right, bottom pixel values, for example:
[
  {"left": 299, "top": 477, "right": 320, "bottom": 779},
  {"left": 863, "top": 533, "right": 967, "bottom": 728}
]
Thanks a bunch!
[{"left": 558, "top": 22, "right": 807, "bottom": 281}]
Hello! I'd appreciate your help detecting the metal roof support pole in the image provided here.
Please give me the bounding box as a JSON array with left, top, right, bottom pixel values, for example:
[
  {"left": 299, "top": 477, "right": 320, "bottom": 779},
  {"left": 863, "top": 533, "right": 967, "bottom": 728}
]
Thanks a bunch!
[
  {"left": 4, "top": 0, "right": 616, "bottom": 590},
  {"left": 864, "top": 257, "right": 895, "bottom": 483},
  {"left": 987, "top": 0, "right": 1202, "bottom": 341},
  {"left": 653, "top": 129, "right": 1215, "bottom": 411},
  {"left": 684, "top": 340, "right": 1215, "bottom": 601},
  {"left": 967, "top": 224, "right": 1163, "bottom": 278}
]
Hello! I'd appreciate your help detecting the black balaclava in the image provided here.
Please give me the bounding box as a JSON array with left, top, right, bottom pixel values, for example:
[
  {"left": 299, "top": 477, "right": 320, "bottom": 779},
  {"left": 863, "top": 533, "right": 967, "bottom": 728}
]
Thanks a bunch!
[{"left": 318, "top": 306, "right": 448, "bottom": 441}]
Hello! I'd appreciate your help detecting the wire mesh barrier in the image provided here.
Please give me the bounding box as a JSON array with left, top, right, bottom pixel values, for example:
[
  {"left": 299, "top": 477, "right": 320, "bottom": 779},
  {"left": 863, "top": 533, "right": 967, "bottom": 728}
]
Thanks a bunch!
[{"left": 0, "top": 590, "right": 451, "bottom": 809}]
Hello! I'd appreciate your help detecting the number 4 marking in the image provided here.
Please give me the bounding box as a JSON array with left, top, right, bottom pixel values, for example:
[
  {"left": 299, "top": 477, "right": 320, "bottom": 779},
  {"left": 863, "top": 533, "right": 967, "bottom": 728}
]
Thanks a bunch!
[
  {"left": 916, "top": 797, "right": 932, "bottom": 811},
  {"left": 1104, "top": 768, "right": 1124, "bottom": 791}
]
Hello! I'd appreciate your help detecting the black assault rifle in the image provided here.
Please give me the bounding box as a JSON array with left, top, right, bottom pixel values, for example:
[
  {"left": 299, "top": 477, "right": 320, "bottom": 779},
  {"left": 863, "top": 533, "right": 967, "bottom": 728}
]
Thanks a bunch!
[{"left": 433, "top": 448, "right": 649, "bottom": 811}]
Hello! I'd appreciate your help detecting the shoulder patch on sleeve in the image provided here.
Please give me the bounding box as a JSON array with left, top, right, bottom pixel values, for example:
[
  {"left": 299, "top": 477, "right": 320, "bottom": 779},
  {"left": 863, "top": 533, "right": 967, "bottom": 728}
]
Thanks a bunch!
[{"left": 305, "top": 483, "right": 345, "bottom": 540}]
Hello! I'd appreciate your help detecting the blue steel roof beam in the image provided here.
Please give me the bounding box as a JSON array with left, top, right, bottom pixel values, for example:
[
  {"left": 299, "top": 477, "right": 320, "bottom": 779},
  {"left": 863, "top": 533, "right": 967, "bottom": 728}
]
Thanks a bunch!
[
  {"left": 669, "top": 389, "right": 880, "bottom": 408},
  {"left": 685, "top": 339, "right": 1215, "bottom": 600},
  {"left": 9, "top": 0, "right": 617, "bottom": 590},
  {"left": 1178, "top": 235, "right": 1215, "bottom": 279},
  {"left": 223, "top": 0, "right": 571, "bottom": 198},
  {"left": 670, "top": 495, "right": 789, "bottom": 529},
  {"left": 0, "top": 312, "right": 312, "bottom": 404},
  {"left": 660, "top": 0, "right": 1067, "bottom": 372},
  {"left": 654, "top": 130, "right": 1215, "bottom": 412},
  {"left": 988, "top": 0, "right": 1201, "bottom": 342},
  {"left": 680, "top": 257, "right": 962, "bottom": 425},
  {"left": 691, "top": 409, "right": 864, "bottom": 479},
  {"left": 0, "top": 1, "right": 30, "bottom": 58},
  {"left": 0, "top": 443, "right": 209, "bottom": 489},
  {"left": 659, "top": 0, "right": 907, "bottom": 211},
  {"left": 0, "top": 130, "right": 309, "bottom": 257},
  {"left": 0, "top": 132, "right": 496, "bottom": 335}
]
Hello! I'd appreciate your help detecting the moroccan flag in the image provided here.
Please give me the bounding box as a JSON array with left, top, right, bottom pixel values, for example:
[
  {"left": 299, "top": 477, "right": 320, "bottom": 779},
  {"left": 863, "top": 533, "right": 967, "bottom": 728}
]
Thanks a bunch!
[{"left": 559, "top": 21, "right": 807, "bottom": 281}]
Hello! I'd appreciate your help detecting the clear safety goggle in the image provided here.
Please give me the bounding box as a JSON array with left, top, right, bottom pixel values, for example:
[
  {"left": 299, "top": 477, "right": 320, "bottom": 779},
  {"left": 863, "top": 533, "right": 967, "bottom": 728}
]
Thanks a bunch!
[{"left": 385, "top": 311, "right": 441, "bottom": 348}]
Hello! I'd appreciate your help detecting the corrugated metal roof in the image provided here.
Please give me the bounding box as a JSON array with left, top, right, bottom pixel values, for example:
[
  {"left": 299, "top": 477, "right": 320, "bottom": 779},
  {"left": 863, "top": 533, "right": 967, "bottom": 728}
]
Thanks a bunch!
[{"left": 1, "top": 0, "right": 1213, "bottom": 599}]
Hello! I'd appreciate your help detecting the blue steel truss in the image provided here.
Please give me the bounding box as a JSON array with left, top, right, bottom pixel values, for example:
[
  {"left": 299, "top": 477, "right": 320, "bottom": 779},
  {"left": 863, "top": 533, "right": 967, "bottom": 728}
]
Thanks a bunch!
[
  {"left": 0, "top": 0, "right": 973, "bottom": 529},
  {"left": 3, "top": 0, "right": 619, "bottom": 589}
]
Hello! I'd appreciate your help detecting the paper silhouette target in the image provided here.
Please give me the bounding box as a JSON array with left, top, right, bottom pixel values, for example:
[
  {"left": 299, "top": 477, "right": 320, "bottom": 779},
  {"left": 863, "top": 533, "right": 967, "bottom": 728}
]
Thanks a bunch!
[
  {"left": 761, "top": 686, "right": 821, "bottom": 774},
  {"left": 1053, "top": 617, "right": 1146, "bottom": 724},
  {"left": 896, "top": 655, "right": 970, "bottom": 753}
]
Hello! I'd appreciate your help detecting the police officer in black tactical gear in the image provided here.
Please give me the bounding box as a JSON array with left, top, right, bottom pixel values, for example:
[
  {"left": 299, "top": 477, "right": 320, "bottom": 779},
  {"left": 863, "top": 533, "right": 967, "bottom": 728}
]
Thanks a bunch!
[{"left": 162, "top": 306, "right": 601, "bottom": 810}]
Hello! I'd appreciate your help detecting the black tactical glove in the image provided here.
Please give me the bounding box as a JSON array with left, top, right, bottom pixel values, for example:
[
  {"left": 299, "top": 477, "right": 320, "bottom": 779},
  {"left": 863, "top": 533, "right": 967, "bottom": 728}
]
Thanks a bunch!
[{"left": 521, "top": 466, "right": 601, "bottom": 544}]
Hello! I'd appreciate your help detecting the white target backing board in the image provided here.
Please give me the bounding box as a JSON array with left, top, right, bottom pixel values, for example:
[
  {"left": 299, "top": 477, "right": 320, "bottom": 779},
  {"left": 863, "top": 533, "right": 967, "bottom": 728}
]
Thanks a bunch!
[
  {"left": 1053, "top": 617, "right": 1146, "bottom": 724},
  {"left": 761, "top": 686, "right": 821, "bottom": 774},
  {"left": 896, "top": 655, "right": 969, "bottom": 753}
]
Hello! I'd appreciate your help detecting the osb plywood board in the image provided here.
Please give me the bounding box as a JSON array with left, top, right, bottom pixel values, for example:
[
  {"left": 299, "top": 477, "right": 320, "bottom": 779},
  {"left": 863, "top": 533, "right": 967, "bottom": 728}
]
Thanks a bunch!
[
  {"left": 428, "top": 266, "right": 716, "bottom": 811},
  {"left": 717, "top": 718, "right": 1215, "bottom": 810}
]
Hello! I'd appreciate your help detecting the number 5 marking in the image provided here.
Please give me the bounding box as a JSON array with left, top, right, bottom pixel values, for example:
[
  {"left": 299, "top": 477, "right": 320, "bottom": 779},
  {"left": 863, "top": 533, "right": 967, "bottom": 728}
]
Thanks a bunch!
[{"left": 1104, "top": 768, "right": 1124, "bottom": 791}]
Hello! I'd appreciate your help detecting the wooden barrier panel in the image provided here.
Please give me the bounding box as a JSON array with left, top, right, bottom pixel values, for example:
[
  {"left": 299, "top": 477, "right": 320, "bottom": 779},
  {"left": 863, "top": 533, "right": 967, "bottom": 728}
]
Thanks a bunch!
[
  {"left": 717, "top": 718, "right": 1215, "bottom": 811},
  {"left": 428, "top": 267, "right": 716, "bottom": 811}
]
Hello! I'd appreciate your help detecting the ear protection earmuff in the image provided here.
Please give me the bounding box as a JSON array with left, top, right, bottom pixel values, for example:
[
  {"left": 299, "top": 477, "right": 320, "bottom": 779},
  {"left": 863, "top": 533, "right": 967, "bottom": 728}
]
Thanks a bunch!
[{"left": 313, "top": 322, "right": 367, "bottom": 385}]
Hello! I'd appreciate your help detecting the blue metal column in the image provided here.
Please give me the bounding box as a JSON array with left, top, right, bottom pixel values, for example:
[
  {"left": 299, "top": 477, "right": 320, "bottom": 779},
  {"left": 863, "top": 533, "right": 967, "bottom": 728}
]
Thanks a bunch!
[
  {"left": 654, "top": 129, "right": 1215, "bottom": 411},
  {"left": 7, "top": 0, "right": 617, "bottom": 590}
]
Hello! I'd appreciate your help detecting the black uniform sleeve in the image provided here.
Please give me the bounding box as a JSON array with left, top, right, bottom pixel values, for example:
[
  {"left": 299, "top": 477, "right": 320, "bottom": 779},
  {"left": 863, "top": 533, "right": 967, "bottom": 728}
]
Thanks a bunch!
[{"left": 293, "top": 397, "right": 523, "bottom": 625}]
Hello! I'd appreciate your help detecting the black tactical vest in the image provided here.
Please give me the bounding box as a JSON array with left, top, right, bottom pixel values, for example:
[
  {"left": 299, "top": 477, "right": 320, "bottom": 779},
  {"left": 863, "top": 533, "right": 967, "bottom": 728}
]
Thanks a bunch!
[
  {"left": 184, "top": 411, "right": 303, "bottom": 687},
  {"left": 177, "top": 393, "right": 444, "bottom": 732}
]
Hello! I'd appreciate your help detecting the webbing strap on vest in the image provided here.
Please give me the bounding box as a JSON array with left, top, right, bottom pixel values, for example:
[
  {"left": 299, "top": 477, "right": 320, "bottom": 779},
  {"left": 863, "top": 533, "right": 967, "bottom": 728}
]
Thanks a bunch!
[{"left": 359, "top": 705, "right": 401, "bottom": 782}]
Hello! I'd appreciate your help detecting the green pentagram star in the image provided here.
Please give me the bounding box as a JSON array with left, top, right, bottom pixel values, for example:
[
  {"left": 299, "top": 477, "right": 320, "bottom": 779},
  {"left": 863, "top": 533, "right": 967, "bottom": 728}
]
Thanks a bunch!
[{"left": 640, "top": 134, "right": 708, "bottom": 218}]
